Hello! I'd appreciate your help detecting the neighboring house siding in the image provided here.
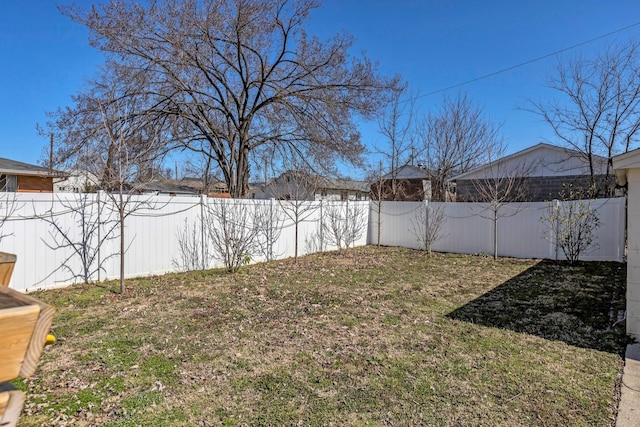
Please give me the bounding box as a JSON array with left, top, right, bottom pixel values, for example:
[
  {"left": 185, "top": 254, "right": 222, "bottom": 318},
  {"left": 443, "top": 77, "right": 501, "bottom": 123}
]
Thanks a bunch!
[
  {"left": 456, "top": 174, "right": 613, "bottom": 202},
  {"left": 370, "top": 179, "right": 429, "bottom": 201},
  {"left": 17, "top": 175, "right": 53, "bottom": 193}
]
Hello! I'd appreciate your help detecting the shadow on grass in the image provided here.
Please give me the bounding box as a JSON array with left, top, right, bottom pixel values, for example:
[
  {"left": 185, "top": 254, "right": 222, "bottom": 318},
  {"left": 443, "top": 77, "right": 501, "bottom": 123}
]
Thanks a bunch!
[{"left": 447, "top": 259, "right": 632, "bottom": 355}]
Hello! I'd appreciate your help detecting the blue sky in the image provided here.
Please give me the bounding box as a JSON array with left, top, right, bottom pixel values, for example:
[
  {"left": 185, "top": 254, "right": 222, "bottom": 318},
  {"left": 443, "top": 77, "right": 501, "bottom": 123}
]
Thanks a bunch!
[{"left": 2, "top": 1, "right": 640, "bottom": 176}]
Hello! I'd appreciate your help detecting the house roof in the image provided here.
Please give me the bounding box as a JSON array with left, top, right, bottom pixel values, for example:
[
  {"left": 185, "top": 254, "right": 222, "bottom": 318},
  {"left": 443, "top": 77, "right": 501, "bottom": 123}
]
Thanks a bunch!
[
  {"left": 317, "top": 176, "right": 369, "bottom": 192},
  {"left": 272, "top": 171, "right": 369, "bottom": 193},
  {"left": 136, "top": 180, "right": 201, "bottom": 195},
  {"left": 612, "top": 147, "right": 640, "bottom": 170},
  {"left": 382, "top": 164, "right": 429, "bottom": 180},
  {"left": 450, "top": 143, "right": 608, "bottom": 181},
  {"left": 612, "top": 147, "right": 640, "bottom": 185},
  {"left": 0, "top": 157, "right": 67, "bottom": 178}
]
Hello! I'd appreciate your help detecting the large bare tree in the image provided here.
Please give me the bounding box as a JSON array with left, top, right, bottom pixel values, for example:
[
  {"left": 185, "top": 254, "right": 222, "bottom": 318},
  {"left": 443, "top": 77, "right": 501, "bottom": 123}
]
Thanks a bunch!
[
  {"left": 529, "top": 39, "right": 640, "bottom": 195},
  {"left": 419, "top": 92, "right": 503, "bottom": 202},
  {"left": 58, "top": 0, "right": 399, "bottom": 198}
]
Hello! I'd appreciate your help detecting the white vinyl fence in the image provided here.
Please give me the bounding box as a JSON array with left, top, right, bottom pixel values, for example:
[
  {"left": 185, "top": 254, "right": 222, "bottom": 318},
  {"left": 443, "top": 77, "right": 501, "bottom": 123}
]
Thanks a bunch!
[
  {"left": 0, "top": 192, "right": 626, "bottom": 292},
  {"left": 368, "top": 198, "right": 626, "bottom": 262},
  {"left": 0, "top": 193, "right": 369, "bottom": 292}
]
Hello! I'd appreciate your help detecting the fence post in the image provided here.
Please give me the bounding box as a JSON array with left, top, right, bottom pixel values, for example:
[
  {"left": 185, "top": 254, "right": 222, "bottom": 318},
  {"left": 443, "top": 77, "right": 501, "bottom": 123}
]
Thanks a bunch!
[
  {"left": 200, "top": 194, "right": 206, "bottom": 270},
  {"left": 553, "top": 199, "right": 560, "bottom": 260},
  {"left": 345, "top": 199, "right": 349, "bottom": 248},
  {"left": 269, "top": 198, "right": 274, "bottom": 260},
  {"left": 319, "top": 198, "right": 324, "bottom": 252},
  {"left": 425, "top": 200, "right": 429, "bottom": 248},
  {"left": 97, "top": 190, "right": 102, "bottom": 282}
]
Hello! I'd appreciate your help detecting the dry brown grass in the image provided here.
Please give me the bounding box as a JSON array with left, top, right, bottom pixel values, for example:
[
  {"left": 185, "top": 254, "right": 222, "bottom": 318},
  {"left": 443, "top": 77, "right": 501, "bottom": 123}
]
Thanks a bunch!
[{"left": 16, "top": 246, "right": 628, "bottom": 426}]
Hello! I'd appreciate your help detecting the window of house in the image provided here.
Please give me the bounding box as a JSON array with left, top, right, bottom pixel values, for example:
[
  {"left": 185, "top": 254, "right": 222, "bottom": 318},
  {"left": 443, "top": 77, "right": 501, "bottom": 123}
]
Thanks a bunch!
[{"left": 0, "top": 174, "right": 17, "bottom": 192}]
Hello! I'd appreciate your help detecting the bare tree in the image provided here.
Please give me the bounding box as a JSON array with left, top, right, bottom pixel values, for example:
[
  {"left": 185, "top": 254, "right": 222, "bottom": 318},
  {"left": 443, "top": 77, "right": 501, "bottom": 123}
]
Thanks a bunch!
[
  {"left": 181, "top": 144, "right": 225, "bottom": 194},
  {"left": 274, "top": 170, "right": 320, "bottom": 262},
  {"left": 204, "top": 198, "right": 259, "bottom": 272},
  {"left": 0, "top": 187, "right": 19, "bottom": 247},
  {"left": 541, "top": 197, "right": 601, "bottom": 264},
  {"left": 322, "top": 201, "right": 367, "bottom": 254},
  {"left": 41, "top": 63, "right": 165, "bottom": 190},
  {"left": 529, "top": 39, "right": 640, "bottom": 196},
  {"left": 59, "top": 0, "right": 399, "bottom": 198},
  {"left": 59, "top": 71, "right": 167, "bottom": 294},
  {"left": 173, "top": 216, "right": 210, "bottom": 272},
  {"left": 41, "top": 192, "right": 118, "bottom": 284},
  {"left": 368, "top": 87, "right": 416, "bottom": 246},
  {"left": 470, "top": 146, "right": 531, "bottom": 259},
  {"left": 540, "top": 185, "right": 602, "bottom": 263},
  {"left": 370, "top": 160, "right": 385, "bottom": 246},
  {"left": 411, "top": 202, "right": 446, "bottom": 255},
  {"left": 371, "top": 86, "right": 416, "bottom": 201},
  {"left": 253, "top": 200, "right": 285, "bottom": 262},
  {"left": 419, "top": 92, "right": 503, "bottom": 201}
]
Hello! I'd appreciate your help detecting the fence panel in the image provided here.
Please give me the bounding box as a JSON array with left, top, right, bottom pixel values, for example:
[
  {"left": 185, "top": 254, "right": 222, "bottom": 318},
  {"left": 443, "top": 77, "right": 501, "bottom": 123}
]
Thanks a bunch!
[
  {"left": 0, "top": 193, "right": 625, "bottom": 293},
  {"left": 374, "top": 198, "right": 625, "bottom": 262},
  {"left": 0, "top": 194, "right": 371, "bottom": 291}
]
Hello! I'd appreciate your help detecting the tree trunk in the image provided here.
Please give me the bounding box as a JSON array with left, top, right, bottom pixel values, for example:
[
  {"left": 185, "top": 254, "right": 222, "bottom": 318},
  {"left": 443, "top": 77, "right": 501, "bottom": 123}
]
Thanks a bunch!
[
  {"left": 118, "top": 188, "right": 125, "bottom": 294},
  {"left": 294, "top": 210, "right": 299, "bottom": 263},
  {"left": 493, "top": 208, "right": 498, "bottom": 260},
  {"left": 233, "top": 143, "right": 250, "bottom": 198}
]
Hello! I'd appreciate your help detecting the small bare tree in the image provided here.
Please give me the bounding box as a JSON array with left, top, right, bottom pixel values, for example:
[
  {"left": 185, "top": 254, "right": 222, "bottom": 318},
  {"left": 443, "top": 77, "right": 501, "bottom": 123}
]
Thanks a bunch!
[
  {"left": 372, "top": 86, "right": 416, "bottom": 200},
  {"left": 95, "top": 88, "right": 164, "bottom": 294},
  {"left": 369, "top": 160, "right": 386, "bottom": 246},
  {"left": 322, "top": 201, "right": 368, "bottom": 254},
  {"left": 253, "top": 200, "right": 284, "bottom": 262},
  {"left": 204, "top": 198, "right": 259, "bottom": 273},
  {"left": 45, "top": 64, "right": 167, "bottom": 294},
  {"left": 541, "top": 188, "right": 601, "bottom": 264},
  {"left": 470, "top": 146, "right": 532, "bottom": 259},
  {"left": 0, "top": 186, "right": 19, "bottom": 247},
  {"left": 41, "top": 192, "right": 119, "bottom": 284},
  {"left": 274, "top": 170, "right": 321, "bottom": 263},
  {"left": 172, "top": 216, "right": 210, "bottom": 272},
  {"left": 411, "top": 202, "right": 446, "bottom": 255}
]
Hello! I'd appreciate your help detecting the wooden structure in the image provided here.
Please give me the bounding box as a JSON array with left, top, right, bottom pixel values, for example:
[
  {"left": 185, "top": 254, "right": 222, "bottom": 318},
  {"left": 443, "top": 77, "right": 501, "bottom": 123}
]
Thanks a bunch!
[
  {"left": 0, "top": 252, "right": 16, "bottom": 287},
  {"left": 0, "top": 252, "right": 55, "bottom": 426},
  {"left": 0, "top": 383, "right": 24, "bottom": 427}
]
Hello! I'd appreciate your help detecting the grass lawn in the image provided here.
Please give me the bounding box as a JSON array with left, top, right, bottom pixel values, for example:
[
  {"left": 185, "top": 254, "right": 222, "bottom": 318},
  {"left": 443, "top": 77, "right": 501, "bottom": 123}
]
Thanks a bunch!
[{"left": 15, "top": 246, "right": 629, "bottom": 426}]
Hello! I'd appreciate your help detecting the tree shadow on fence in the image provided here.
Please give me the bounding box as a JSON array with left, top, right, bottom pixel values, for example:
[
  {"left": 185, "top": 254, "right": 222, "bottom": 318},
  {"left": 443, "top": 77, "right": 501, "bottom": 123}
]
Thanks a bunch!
[{"left": 446, "top": 259, "right": 631, "bottom": 355}]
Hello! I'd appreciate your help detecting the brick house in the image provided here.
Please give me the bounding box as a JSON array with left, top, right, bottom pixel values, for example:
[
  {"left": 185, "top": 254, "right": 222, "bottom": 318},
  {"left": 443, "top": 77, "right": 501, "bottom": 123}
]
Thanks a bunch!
[
  {"left": 370, "top": 164, "right": 434, "bottom": 201},
  {"left": 251, "top": 171, "right": 369, "bottom": 201},
  {"left": 0, "top": 158, "right": 67, "bottom": 193},
  {"left": 450, "top": 143, "right": 612, "bottom": 202}
]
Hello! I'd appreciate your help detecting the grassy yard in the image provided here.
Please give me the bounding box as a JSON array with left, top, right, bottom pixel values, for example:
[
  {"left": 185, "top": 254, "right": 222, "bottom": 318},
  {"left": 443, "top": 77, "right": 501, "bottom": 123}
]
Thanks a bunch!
[{"left": 16, "top": 246, "right": 629, "bottom": 426}]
